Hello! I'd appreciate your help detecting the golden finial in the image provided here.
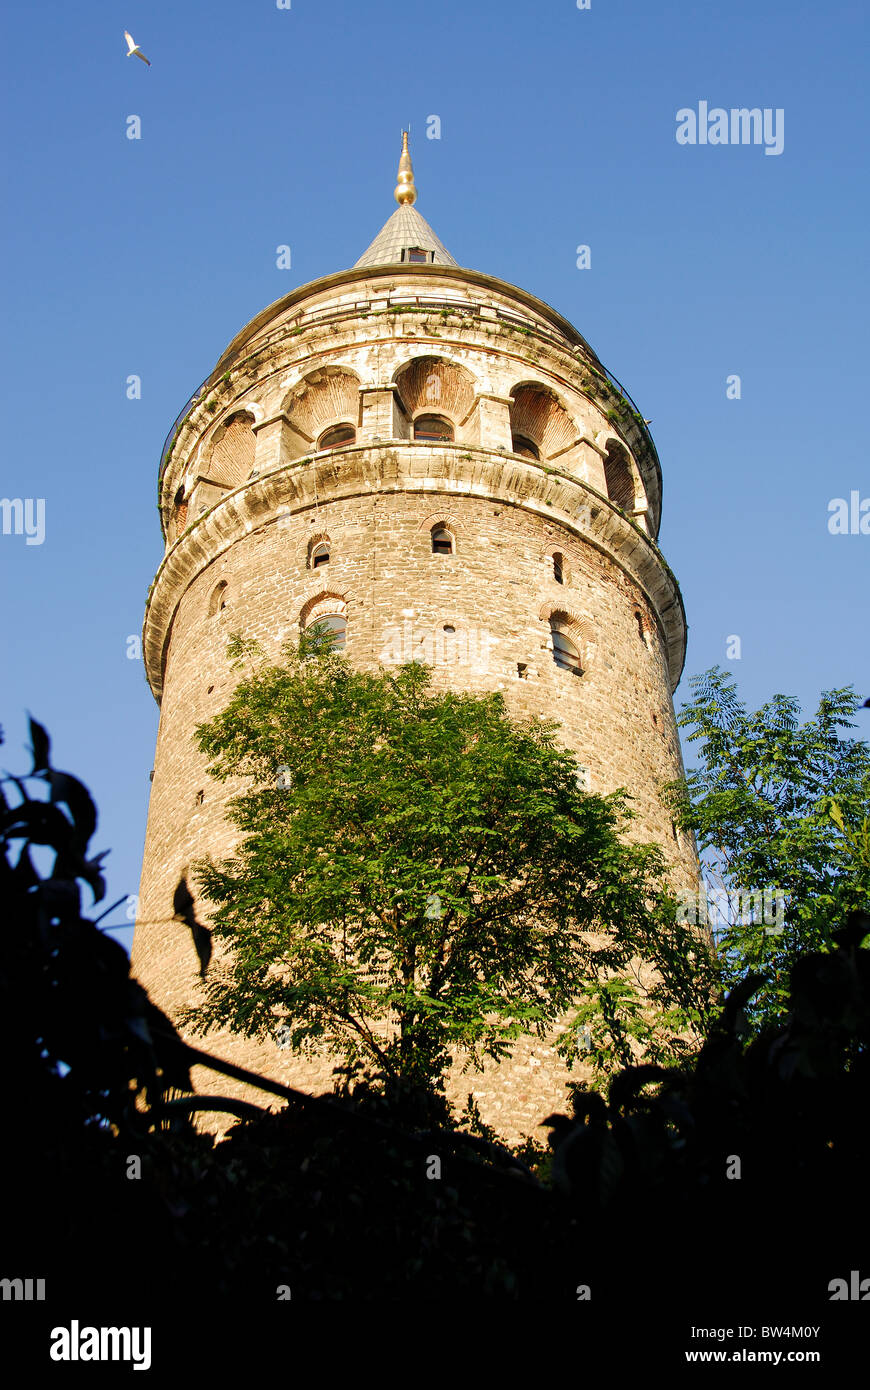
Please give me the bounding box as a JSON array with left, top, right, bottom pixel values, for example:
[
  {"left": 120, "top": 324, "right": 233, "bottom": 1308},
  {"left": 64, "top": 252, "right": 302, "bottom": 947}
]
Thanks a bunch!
[{"left": 394, "top": 130, "right": 417, "bottom": 206}]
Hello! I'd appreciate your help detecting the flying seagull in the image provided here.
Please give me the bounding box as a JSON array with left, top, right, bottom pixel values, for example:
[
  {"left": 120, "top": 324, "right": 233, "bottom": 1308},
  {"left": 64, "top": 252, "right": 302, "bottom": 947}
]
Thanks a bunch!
[{"left": 124, "top": 31, "right": 151, "bottom": 66}]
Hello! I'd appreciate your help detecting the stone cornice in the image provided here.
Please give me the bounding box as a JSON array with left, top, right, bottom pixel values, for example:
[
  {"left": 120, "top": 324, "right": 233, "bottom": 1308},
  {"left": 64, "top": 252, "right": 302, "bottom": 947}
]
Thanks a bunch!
[
  {"left": 143, "top": 444, "right": 687, "bottom": 702},
  {"left": 213, "top": 264, "right": 600, "bottom": 375}
]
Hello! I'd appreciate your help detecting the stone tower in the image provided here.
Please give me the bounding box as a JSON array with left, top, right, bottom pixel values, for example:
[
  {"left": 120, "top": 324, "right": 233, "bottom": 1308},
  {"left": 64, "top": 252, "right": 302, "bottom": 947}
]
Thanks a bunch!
[{"left": 133, "top": 136, "right": 695, "bottom": 1143}]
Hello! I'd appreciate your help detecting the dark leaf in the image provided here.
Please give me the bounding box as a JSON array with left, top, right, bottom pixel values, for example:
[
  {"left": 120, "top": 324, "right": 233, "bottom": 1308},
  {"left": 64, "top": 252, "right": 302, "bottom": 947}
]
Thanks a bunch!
[
  {"left": 47, "top": 770, "right": 97, "bottom": 846},
  {"left": 1, "top": 800, "right": 77, "bottom": 852},
  {"left": 28, "top": 716, "right": 51, "bottom": 774}
]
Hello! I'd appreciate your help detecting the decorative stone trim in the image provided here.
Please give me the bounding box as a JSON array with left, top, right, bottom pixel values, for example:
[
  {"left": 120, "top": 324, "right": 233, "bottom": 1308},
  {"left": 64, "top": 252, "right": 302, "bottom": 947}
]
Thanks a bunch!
[{"left": 144, "top": 445, "right": 685, "bottom": 700}]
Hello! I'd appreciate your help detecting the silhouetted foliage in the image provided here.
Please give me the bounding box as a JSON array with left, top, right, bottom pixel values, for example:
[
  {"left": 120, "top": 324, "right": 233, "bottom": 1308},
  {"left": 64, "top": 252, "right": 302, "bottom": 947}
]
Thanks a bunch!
[
  {"left": 543, "top": 909, "right": 870, "bottom": 1263},
  {"left": 3, "top": 719, "right": 868, "bottom": 1320},
  {"left": 0, "top": 718, "right": 193, "bottom": 1136}
]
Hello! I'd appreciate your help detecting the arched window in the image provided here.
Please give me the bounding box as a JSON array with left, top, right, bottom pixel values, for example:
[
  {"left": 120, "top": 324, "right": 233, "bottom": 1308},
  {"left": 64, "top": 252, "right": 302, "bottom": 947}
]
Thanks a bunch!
[
  {"left": 310, "top": 542, "right": 330, "bottom": 569},
  {"left": 318, "top": 424, "right": 355, "bottom": 451},
  {"left": 553, "top": 552, "right": 565, "bottom": 585},
  {"left": 307, "top": 614, "right": 346, "bottom": 652},
  {"left": 550, "top": 619, "right": 582, "bottom": 675},
  {"left": 431, "top": 527, "right": 454, "bottom": 555},
  {"left": 512, "top": 435, "right": 540, "bottom": 460},
  {"left": 414, "top": 415, "right": 454, "bottom": 442},
  {"left": 635, "top": 610, "right": 646, "bottom": 644},
  {"left": 208, "top": 580, "right": 228, "bottom": 616}
]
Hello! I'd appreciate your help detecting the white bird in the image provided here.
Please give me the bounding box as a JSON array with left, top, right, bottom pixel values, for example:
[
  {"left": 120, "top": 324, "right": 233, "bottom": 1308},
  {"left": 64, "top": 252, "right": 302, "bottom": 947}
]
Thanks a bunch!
[{"left": 124, "top": 31, "right": 151, "bottom": 66}]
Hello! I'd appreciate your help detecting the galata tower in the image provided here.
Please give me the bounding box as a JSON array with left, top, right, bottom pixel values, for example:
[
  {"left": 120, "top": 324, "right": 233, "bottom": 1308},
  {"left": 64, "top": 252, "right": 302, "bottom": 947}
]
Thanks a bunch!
[{"left": 133, "top": 135, "right": 696, "bottom": 1144}]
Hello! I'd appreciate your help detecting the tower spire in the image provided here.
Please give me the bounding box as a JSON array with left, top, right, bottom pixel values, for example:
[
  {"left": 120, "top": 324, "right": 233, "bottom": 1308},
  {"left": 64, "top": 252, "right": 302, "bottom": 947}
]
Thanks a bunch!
[
  {"left": 354, "top": 131, "right": 456, "bottom": 267},
  {"left": 394, "top": 130, "right": 417, "bottom": 206}
]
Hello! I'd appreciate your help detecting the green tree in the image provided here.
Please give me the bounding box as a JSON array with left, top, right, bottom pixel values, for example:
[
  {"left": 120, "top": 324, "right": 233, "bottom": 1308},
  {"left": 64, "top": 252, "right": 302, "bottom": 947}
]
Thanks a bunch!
[
  {"left": 182, "top": 633, "right": 710, "bottom": 1120},
  {"left": 665, "top": 666, "right": 870, "bottom": 1032}
]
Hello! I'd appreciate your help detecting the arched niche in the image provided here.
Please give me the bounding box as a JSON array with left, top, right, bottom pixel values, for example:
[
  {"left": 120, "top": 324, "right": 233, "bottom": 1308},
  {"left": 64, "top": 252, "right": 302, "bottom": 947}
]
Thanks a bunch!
[
  {"left": 204, "top": 411, "right": 257, "bottom": 489},
  {"left": 282, "top": 367, "right": 361, "bottom": 447},
  {"left": 394, "top": 356, "right": 477, "bottom": 441},
  {"left": 509, "top": 383, "right": 581, "bottom": 464},
  {"left": 187, "top": 411, "right": 257, "bottom": 520},
  {"left": 602, "top": 439, "right": 637, "bottom": 513}
]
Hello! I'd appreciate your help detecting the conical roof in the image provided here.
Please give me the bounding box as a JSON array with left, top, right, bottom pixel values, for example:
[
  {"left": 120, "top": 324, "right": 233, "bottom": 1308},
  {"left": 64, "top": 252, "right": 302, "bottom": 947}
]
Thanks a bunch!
[
  {"left": 355, "top": 203, "right": 458, "bottom": 268},
  {"left": 354, "top": 132, "right": 458, "bottom": 269}
]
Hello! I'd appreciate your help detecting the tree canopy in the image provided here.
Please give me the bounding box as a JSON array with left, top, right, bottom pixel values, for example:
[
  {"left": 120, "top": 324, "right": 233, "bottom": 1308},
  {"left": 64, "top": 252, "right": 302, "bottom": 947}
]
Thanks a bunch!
[
  {"left": 665, "top": 666, "right": 870, "bottom": 1031},
  {"left": 184, "top": 632, "right": 706, "bottom": 1117}
]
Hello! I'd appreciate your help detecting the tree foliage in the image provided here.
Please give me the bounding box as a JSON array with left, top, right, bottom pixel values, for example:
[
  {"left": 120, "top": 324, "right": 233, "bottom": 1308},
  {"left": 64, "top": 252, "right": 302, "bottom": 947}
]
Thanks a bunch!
[
  {"left": 185, "top": 634, "right": 709, "bottom": 1113},
  {"left": 664, "top": 666, "right": 870, "bottom": 1031}
]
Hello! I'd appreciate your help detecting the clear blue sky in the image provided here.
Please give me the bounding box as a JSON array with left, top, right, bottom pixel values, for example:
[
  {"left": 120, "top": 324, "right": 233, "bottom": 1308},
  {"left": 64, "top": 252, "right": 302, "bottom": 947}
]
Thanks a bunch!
[{"left": 2, "top": 0, "right": 868, "bottom": 949}]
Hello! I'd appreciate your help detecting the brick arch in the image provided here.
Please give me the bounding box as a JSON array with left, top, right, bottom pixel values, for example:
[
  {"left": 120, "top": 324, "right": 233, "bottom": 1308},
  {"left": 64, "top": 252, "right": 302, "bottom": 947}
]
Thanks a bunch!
[
  {"left": 537, "top": 600, "right": 588, "bottom": 628},
  {"left": 509, "top": 382, "right": 578, "bottom": 460},
  {"left": 299, "top": 590, "right": 347, "bottom": 630},
  {"left": 219, "top": 399, "right": 265, "bottom": 425},
  {"left": 281, "top": 366, "right": 361, "bottom": 441},
  {"left": 306, "top": 530, "right": 331, "bottom": 559},
  {"left": 203, "top": 411, "right": 256, "bottom": 489},
  {"left": 541, "top": 606, "right": 596, "bottom": 672},
  {"left": 539, "top": 597, "right": 592, "bottom": 650},
  {"left": 415, "top": 511, "right": 466, "bottom": 535},
  {"left": 393, "top": 355, "right": 477, "bottom": 424}
]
